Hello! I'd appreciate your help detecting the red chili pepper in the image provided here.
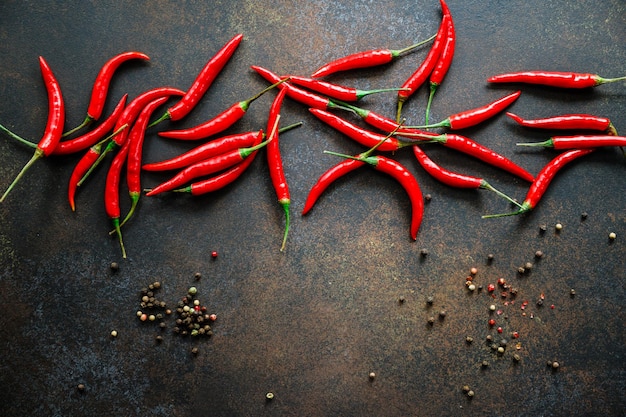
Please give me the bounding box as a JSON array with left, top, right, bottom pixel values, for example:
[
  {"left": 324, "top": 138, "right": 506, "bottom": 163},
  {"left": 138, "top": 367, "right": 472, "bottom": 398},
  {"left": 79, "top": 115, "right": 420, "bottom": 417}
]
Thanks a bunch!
[
  {"left": 483, "top": 148, "right": 595, "bottom": 218},
  {"left": 158, "top": 78, "right": 287, "bottom": 141},
  {"left": 517, "top": 135, "right": 626, "bottom": 149},
  {"left": 425, "top": 1, "right": 455, "bottom": 125},
  {"left": 396, "top": 2, "right": 451, "bottom": 121},
  {"left": 251, "top": 65, "right": 340, "bottom": 110},
  {"left": 172, "top": 153, "right": 258, "bottom": 196},
  {"left": 1, "top": 56, "right": 65, "bottom": 202},
  {"left": 324, "top": 151, "right": 424, "bottom": 240},
  {"left": 487, "top": 71, "right": 626, "bottom": 88},
  {"left": 68, "top": 139, "right": 106, "bottom": 211},
  {"left": 64, "top": 51, "right": 150, "bottom": 137},
  {"left": 310, "top": 35, "right": 435, "bottom": 78},
  {"left": 144, "top": 122, "right": 301, "bottom": 171},
  {"left": 412, "top": 145, "right": 520, "bottom": 206},
  {"left": 309, "top": 108, "right": 412, "bottom": 152},
  {"left": 1, "top": 94, "right": 129, "bottom": 155},
  {"left": 105, "top": 135, "right": 132, "bottom": 258},
  {"left": 285, "top": 75, "right": 405, "bottom": 102},
  {"left": 121, "top": 96, "right": 170, "bottom": 227},
  {"left": 145, "top": 130, "right": 269, "bottom": 196},
  {"left": 412, "top": 91, "right": 521, "bottom": 130},
  {"left": 403, "top": 132, "right": 535, "bottom": 182},
  {"left": 506, "top": 112, "right": 617, "bottom": 135},
  {"left": 150, "top": 34, "right": 243, "bottom": 126},
  {"left": 301, "top": 158, "right": 366, "bottom": 215},
  {"left": 81, "top": 86, "right": 184, "bottom": 184},
  {"left": 266, "top": 90, "right": 290, "bottom": 251}
]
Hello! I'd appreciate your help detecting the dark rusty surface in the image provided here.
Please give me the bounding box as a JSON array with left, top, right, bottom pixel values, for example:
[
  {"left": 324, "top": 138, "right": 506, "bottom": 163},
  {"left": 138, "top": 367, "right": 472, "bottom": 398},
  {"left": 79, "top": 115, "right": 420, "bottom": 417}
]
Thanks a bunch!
[{"left": 0, "top": 1, "right": 625, "bottom": 416}]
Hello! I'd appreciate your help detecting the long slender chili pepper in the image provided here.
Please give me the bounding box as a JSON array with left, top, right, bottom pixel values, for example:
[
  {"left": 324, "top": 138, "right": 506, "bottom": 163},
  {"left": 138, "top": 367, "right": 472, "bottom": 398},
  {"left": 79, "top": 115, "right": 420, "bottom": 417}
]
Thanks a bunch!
[
  {"left": 157, "top": 78, "right": 288, "bottom": 141},
  {"left": 506, "top": 112, "right": 617, "bottom": 135},
  {"left": 396, "top": 2, "right": 450, "bottom": 121},
  {"left": 173, "top": 149, "right": 259, "bottom": 196},
  {"left": 285, "top": 75, "right": 406, "bottom": 102},
  {"left": 81, "top": 86, "right": 184, "bottom": 184},
  {"left": 324, "top": 149, "right": 424, "bottom": 240},
  {"left": 145, "top": 130, "right": 270, "bottom": 196},
  {"left": 150, "top": 34, "right": 243, "bottom": 126},
  {"left": 144, "top": 122, "right": 301, "bottom": 172},
  {"left": 67, "top": 126, "right": 127, "bottom": 211},
  {"left": 0, "top": 94, "right": 128, "bottom": 155},
  {"left": 64, "top": 51, "right": 149, "bottom": 137},
  {"left": 266, "top": 90, "right": 290, "bottom": 251},
  {"left": 251, "top": 65, "right": 341, "bottom": 110},
  {"left": 402, "top": 132, "right": 535, "bottom": 182},
  {"left": 1, "top": 56, "right": 65, "bottom": 203},
  {"left": 412, "top": 145, "right": 521, "bottom": 206},
  {"left": 425, "top": 1, "right": 455, "bottom": 125},
  {"left": 121, "top": 96, "right": 170, "bottom": 227},
  {"left": 105, "top": 135, "right": 132, "bottom": 259},
  {"left": 309, "top": 108, "right": 417, "bottom": 152},
  {"left": 487, "top": 71, "right": 626, "bottom": 88},
  {"left": 310, "top": 35, "right": 436, "bottom": 78},
  {"left": 483, "top": 148, "right": 595, "bottom": 218},
  {"left": 517, "top": 135, "right": 626, "bottom": 149},
  {"left": 411, "top": 90, "right": 521, "bottom": 130}
]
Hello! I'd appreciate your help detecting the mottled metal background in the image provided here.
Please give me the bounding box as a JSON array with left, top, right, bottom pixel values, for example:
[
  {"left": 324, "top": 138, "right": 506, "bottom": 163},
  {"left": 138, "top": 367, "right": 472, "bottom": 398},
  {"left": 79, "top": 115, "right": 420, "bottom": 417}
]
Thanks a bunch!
[{"left": 0, "top": 1, "right": 624, "bottom": 416}]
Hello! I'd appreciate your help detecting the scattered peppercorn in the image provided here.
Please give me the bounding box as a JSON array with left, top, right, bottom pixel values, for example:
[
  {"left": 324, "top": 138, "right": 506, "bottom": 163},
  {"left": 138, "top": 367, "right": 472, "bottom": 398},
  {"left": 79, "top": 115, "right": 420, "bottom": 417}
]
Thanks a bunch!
[
  {"left": 110, "top": 330, "right": 118, "bottom": 338},
  {"left": 581, "top": 212, "right": 588, "bottom": 221},
  {"left": 77, "top": 383, "right": 85, "bottom": 392},
  {"left": 426, "top": 296, "right": 434, "bottom": 305},
  {"left": 489, "top": 304, "right": 496, "bottom": 312},
  {"left": 420, "top": 248, "right": 429, "bottom": 257},
  {"left": 487, "top": 253, "right": 494, "bottom": 263},
  {"left": 524, "top": 262, "right": 533, "bottom": 271},
  {"left": 427, "top": 316, "right": 435, "bottom": 325},
  {"left": 110, "top": 262, "right": 119, "bottom": 272},
  {"left": 570, "top": 289, "right": 576, "bottom": 297},
  {"left": 424, "top": 193, "right": 432, "bottom": 202},
  {"left": 555, "top": 223, "right": 563, "bottom": 231},
  {"left": 369, "top": 372, "right": 376, "bottom": 380},
  {"left": 155, "top": 335, "right": 163, "bottom": 343},
  {"left": 467, "top": 390, "right": 474, "bottom": 398},
  {"left": 470, "top": 267, "right": 478, "bottom": 275},
  {"left": 539, "top": 224, "right": 547, "bottom": 233},
  {"left": 497, "top": 346, "right": 505, "bottom": 354},
  {"left": 535, "top": 250, "right": 543, "bottom": 259},
  {"left": 552, "top": 361, "right": 559, "bottom": 369},
  {"left": 191, "top": 347, "right": 199, "bottom": 355},
  {"left": 266, "top": 392, "right": 274, "bottom": 401},
  {"left": 513, "top": 354, "right": 521, "bottom": 362},
  {"left": 398, "top": 296, "right": 405, "bottom": 304},
  {"left": 465, "top": 336, "right": 473, "bottom": 344},
  {"left": 462, "top": 385, "right": 470, "bottom": 393},
  {"left": 536, "top": 299, "right": 543, "bottom": 307},
  {"left": 188, "top": 286, "right": 198, "bottom": 295},
  {"left": 609, "top": 232, "right": 616, "bottom": 240},
  {"left": 439, "top": 310, "right": 446, "bottom": 319},
  {"left": 518, "top": 266, "right": 526, "bottom": 274}
]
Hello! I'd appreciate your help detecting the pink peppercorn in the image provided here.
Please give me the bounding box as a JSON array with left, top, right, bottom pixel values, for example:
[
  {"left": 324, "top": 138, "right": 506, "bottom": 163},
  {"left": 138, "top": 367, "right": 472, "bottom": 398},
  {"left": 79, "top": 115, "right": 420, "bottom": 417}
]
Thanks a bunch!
[
  {"left": 211, "top": 251, "right": 218, "bottom": 259},
  {"left": 209, "top": 314, "right": 217, "bottom": 321},
  {"left": 488, "top": 319, "right": 496, "bottom": 327},
  {"left": 497, "top": 327, "right": 503, "bottom": 334},
  {"left": 487, "top": 284, "right": 495, "bottom": 292}
]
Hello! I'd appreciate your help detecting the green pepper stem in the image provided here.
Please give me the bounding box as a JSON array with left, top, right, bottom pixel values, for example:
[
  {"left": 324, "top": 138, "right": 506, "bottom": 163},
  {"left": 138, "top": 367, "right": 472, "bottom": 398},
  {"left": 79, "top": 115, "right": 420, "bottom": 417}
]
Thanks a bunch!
[
  {"left": 424, "top": 82, "right": 439, "bottom": 127},
  {"left": 148, "top": 110, "right": 171, "bottom": 128},
  {"left": 241, "top": 77, "right": 290, "bottom": 111},
  {"left": 119, "top": 191, "right": 140, "bottom": 228},
  {"left": 0, "top": 124, "right": 37, "bottom": 149},
  {"left": 0, "top": 148, "right": 43, "bottom": 202},
  {"left": 393, "top": 34, "right": 437, "bottom": 57},
  {"left": 62, "top": 115, "right": 94, "bottom": 137},
  {"left": 482, "top": 201, "right": 532, "bottom": 219},
  {"left": 111, "top": 217, "right": 127, "bottom": 258},
  {"left": 516, "top": 139, "right": 554, "bottom": 147},
  {"left": 480, "top": 180, "right": 523, "bottom": 208},
  {"left": 596, "top": 75, "right": 626, "bottom": 85},
  {"left": 355, "top": 87, "right": 410, "bottom": 100},
  {"left": 405, "top": 118, "right": 451, "bottom": 129},
  {"left": 279, "top": 200, "right": 290, "bottom": 252}
]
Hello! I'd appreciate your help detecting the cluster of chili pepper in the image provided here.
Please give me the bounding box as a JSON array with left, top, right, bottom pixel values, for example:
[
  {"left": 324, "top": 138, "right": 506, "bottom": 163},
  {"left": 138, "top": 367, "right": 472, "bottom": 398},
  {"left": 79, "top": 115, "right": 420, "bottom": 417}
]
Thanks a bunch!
[{"left": 2, "top": 0, "right": 624, "bottom": 256}]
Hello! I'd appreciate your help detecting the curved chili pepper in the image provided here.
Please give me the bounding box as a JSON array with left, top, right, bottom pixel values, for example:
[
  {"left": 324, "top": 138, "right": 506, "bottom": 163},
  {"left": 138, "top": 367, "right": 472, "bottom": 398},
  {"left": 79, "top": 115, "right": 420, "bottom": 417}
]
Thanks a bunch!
[
  {"left": 146, "top": 130, "right": 268, "bottom": 196},
  {"left": 64, "top": 51, "right": 150, "bottom": 137},
  {"left": 310, "top": 35, "right": 435, "bottom": 78},
  {"left": 81, "top": 86, "right": 184, "bottom": 184},
  {"left": 144, "top": 122, "right": 301, "bottom": 171},
  {"left": 158, "top": 78, "right": 287, "bottom": 141},
  {"left": 412, "top": 91, "right": 521, "bottom": 130},
  {"left": 483, "top": 148, "right": 595, "bottom": 218},
  {"left": 506, "top": 112, "right": 617, "bottom": 135},
  {"left": 517, "top": 135, "right": 626, "bottom": 149},
  {"left": 487, "top": 71, "right": 626, "bottom": 88},
  {"left": 251, "top": 65, "right": 340, "bottom": 110},
  {"left": 425, "top": 1, "right": 455, "bottom": 125},
  {"left": 105, "top": 136, "right": 132, "bottom": 259},
  {"left": 412, "top": 145, "right": 520, "bottom": 206},
  {"left": 121, "top": 96, "right": 170, "bottom": 227},
  {"left": 173, "top": 152, "right": 258, "bottom": 196},
  {"left": 396, "top": 4, "right": 450, "bottom": 121},
  {"left": 68, "top": 139, "right": 106, "bottom": 211},
  {"left": 309, "top": 108, "right": 410, "bottom": 152},
  {"left": 403, "top": 132, "right": 535, "bottom": 182},
  {"left": 150, "top": 34, "right": 243, "bottom": 126},
  {"left": 266, "top": 90, "right": 290, "bottom": 251},
  {"left": 301, "top": 158, "right": 366, "bottom": 215},
  {"left": 285, "top": 75, "right": 405, "bottom": 102},
  {"left": 1, "top": 56, "right": 65, "bottom": 203}
]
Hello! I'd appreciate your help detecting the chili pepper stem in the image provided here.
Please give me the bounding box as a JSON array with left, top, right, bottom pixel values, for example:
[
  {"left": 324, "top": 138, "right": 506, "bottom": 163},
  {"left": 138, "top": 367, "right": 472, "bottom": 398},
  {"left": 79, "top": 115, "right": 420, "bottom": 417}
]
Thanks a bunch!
[
  {"left": 78, "top": 140, "right": 116, "bottom": 186},
  {"left": 0, "top": 124, "right": 37, "bottom": 149},
  {"left": 111, "top": 217, "right": 127, "bottom": 258},
  {"left": 396, "top": 100, "right": 405, "bottom": 124},
  {"left": 482, "top": 201, "right": 532, "bottom": 219},
  {"left": 0, "top": 149, "right": 44, "bottom": 202},
  {"left": 480, "top": 180, "right": 523, "bottom": 208},
  {"left": 62, "top": 115, "right": 94, "bottom": 137},
  {"left": 355, "top": 87, "right": 411, "bottom": 100},
  {"left": 240, "top": 77, "right": 290, "bottom": 111},
  {"left": 148, "top": 111, "right": 171, "bottom": 128},
  {"left": 118, "top": 191, "right": 140, "bottom": 228},
  {"left": 596, "top": 75, "right": 626, "bottom": 85},
  {"left": 516, "top": 139, "right": 553, "bottom": 147},
  {"left": 279, "top": 200, "right": 290, "bottom": 252},
  {"left": 424, "top": 83, "right": 439, "bottom": 126},
  {"left": 393, "top": 34, "right": 437, "bottom": 56},
  {"left": 406, "top": 119, "right": 451, "bottom": 129}
]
